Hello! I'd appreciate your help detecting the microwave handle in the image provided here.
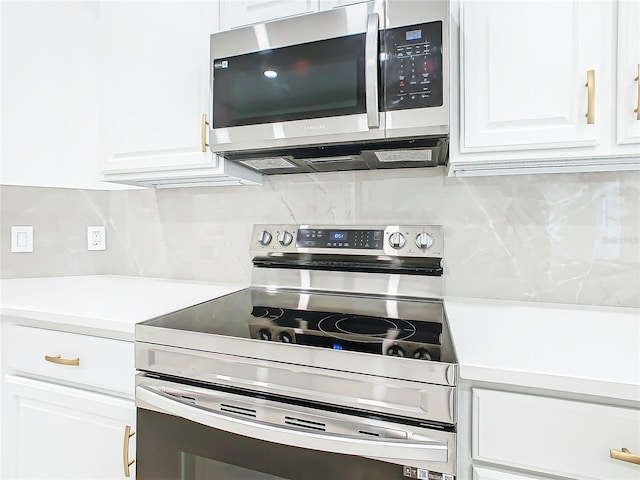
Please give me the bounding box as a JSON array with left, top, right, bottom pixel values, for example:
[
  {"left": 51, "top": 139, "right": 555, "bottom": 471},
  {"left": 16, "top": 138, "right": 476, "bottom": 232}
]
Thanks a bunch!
[
  {"left": 365, "top": 12, "right": 380, "bottom": 129},
  {"left": 136, "top": 385, "right": 448, "bottom": 463}
]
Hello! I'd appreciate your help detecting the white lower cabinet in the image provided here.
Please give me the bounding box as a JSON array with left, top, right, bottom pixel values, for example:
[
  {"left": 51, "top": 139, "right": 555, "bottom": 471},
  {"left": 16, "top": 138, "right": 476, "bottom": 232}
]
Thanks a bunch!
[
  {"left": 1, "top": 322, "right": 136, "bottom": 480},
  {"left": 3, "top": 375, "right": 136, "bottom": 480},
  {"left": 473, "top": 466, "right": 551, "bottom": 480},
  {"left": 472, "top": 389, "right": 640, "bottom": 480}
]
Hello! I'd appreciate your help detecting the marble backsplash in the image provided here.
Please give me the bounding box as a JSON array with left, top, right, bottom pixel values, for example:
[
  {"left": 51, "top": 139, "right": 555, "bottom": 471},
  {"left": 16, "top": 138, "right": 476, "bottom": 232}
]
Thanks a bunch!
[{"left": 2, "top": 168, "right": 639, "bottom": 307}]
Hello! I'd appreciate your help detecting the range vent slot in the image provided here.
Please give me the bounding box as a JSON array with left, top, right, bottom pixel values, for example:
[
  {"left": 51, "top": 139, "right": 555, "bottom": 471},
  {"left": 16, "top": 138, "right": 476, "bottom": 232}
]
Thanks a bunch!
[
  {"left": 284, "top": 416, "right": 326, "bottom": 431},
  {"left": 220, "top": 403, "right": 257, "bottom": 418},
  {"left": 358, "top": 430, "right": 381, "bottom": 437}
]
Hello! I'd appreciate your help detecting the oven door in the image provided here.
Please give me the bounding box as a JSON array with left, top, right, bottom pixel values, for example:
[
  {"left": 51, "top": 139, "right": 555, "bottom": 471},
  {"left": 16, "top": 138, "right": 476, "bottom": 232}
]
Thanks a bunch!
[
  {"left": 209, "top": 1, "right": 385, "bottom": 154},
  {"left": 136, "top": 376, "right": 456, "bottom": 480}
]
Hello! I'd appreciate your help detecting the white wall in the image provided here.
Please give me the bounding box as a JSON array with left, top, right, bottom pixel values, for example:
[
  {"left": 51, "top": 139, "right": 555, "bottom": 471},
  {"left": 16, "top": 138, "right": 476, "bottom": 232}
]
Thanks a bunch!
[{"left": 0, "top": 1, "right": 111, "bottom": 189}]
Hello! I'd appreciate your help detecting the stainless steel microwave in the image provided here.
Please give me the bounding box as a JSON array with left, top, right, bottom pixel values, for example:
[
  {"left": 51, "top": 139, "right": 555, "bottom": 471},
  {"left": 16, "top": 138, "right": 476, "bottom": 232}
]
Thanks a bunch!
[{"left": 208, "top": 0, "right": 449, "bottom": 174}]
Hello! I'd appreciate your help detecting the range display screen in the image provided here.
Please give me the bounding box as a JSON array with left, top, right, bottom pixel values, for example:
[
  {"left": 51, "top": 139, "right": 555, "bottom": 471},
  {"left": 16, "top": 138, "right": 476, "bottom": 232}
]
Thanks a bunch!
[{"left": 296, "top": 229, "right": 383, "bottom": 249}]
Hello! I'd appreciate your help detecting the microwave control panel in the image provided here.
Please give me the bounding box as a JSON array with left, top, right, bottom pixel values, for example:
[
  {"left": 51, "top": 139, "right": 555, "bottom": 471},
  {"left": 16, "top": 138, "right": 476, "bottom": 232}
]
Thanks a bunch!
[{"left": 384, "top": 21, "right": 443, "bottom": 111}]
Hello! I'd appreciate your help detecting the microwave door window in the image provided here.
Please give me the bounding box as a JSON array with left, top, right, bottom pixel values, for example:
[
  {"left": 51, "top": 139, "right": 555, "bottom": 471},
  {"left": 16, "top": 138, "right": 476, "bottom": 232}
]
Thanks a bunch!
[{"left": 212, "top": 35, "right": 367, "bottom": 128}]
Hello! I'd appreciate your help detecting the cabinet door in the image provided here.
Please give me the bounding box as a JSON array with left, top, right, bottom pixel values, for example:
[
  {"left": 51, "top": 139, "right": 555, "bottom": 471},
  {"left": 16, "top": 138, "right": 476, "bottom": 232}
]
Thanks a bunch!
[
  {"left": 3, "top": 375, "right": 136, "bottom": 480},
  {"left": 461, "top": 0, "right": 607, "bottom": 152},
  {"left": 100, "top": 1, "right": 218, "bottom": 172},
  {"left": 219, "top": 0, "right": 319, "bottom": 31},
  {"left": 617, "top": 0, "right": 640, "bottom": 145}
]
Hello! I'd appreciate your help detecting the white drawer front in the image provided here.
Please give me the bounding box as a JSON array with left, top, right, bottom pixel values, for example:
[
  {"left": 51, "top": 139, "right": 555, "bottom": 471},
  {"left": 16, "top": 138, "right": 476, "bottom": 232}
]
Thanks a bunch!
[
  {"left": 473, "top": 389, "right": 640, "bottom": 480},
  {"left": 473, "top": 465, "right": 552, "bottom": 480},
  {"left": 6, "top": 325, "right": 135, "bottom": 397}
]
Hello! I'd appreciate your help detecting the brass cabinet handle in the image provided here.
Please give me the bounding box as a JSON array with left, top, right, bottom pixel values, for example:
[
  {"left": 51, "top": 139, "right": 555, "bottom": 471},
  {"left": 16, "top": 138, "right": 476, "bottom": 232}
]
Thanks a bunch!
[
  {"left": 610, "top": 447, "right": 640, "bottom": 465},
  {"left": 201, "top": 113, "right": 209, "bottom": 152},
  {"left": 634, "top": 64, "right": 639, "bottom": 120},
  {"left": 123, "top": 425, "right": 135, "bottom": 477},
  {"left": 44, "top": 355, "right": 79, "bottom": 366},
  {"left": 585, "top": 69, "right": 596, "bottom": 124}
]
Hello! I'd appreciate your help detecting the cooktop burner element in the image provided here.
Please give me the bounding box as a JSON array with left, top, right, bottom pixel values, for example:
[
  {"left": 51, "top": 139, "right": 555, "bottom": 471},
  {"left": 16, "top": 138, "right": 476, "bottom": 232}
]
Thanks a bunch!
[{"left": 320, "top": 315, "right": 416, "bottom": 340}]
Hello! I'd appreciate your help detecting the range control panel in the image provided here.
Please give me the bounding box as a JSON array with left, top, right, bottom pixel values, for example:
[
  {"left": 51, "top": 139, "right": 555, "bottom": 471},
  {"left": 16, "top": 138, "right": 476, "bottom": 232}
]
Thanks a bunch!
[
  {"left": 384, "top": 21, "right": 444, "bottom": 111},
  {"left": 297, "top": 228, "right": 383, "bottom": 250},
  {"left": 251, "top": 225, "right": 444, "bottom": 258}
]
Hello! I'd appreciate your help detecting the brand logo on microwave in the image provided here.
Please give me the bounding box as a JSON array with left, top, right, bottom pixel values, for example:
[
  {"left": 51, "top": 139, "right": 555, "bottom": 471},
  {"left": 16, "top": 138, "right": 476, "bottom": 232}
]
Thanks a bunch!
[
  {"left": 304, "top": 125, "right": 326, "bottom": 131},
  {"left": 213, "top": 60, "right": 229, "bottom": 69}
]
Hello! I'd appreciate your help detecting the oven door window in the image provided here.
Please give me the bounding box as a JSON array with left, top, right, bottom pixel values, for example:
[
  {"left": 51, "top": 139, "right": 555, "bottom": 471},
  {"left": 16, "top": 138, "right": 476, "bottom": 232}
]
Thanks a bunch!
[
  {"left": 137, "top": 408, "right": 410, "bottom": 480},
  {"left": 212, "top": 35, "right": 366, "bottom": 128}
]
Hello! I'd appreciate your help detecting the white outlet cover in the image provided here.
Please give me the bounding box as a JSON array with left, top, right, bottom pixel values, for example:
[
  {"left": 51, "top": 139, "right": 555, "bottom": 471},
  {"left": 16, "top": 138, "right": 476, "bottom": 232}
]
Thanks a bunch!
[
  {"left": 11, "top": 226, "right": 33, "bottom": 253},
  {"left": 87, "top": 226, "right": 106, "bottom": 251}
]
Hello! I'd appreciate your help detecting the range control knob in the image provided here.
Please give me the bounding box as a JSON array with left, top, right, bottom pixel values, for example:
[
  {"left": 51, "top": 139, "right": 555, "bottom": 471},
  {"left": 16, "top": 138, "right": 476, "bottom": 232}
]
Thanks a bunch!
[
  {"left": 415, "top": 232, "right": 434, "bottom": 250},
  {"left": 257, "top": 329, "right": 271, "bottom": 341},
  {"left": 256, "top": 230, "right": 272, "bottom": 246},
  {"left": 277, "top": 230, "right": 294, "bottom": 246},
  {"left": 413, "top": 348, "right": 432, "bottom": 361},
  {"left": 388, "top": 232, "right": 406, "bottom": 249},
  {"left": 278, "top": 331, "right": 293, "bottom": 343},
  {"left": 386, "top": 345, "right": 405, "bottom": 357}
]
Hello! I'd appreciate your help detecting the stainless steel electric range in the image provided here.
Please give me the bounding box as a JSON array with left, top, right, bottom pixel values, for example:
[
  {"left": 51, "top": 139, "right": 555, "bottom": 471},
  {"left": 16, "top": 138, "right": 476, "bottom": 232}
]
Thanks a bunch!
[{"left": 135, "top": 224, "right": 457, "bottom": 480}]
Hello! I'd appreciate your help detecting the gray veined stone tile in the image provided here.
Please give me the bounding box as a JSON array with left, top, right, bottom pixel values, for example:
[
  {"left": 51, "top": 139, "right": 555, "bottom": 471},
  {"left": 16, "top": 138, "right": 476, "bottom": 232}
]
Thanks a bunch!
[{"left": 1, "top": 169, "right": 638, "bottom": 308}]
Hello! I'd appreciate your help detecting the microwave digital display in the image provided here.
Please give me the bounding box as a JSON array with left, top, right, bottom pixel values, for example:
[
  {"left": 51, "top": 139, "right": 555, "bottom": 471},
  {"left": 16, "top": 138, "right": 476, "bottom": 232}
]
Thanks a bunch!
[{"left": 406, "top": 29, "right": 422, "bottom": 41}]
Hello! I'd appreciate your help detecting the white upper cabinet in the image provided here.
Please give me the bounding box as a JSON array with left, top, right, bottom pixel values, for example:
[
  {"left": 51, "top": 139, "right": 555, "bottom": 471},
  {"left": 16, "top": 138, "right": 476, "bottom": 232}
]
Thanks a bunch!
[
  {"left": 219, "top": 0, "right": 319, "bottom": 31},
  {"left": 100, "top": 1, "right": 261, "bottom": 187},
  {"left": 461, "top": 0, "right": 605, "bottom": 151},
  {"left": 451, "top": 0, "right": 640, "bottom": 176},
  {"left": 319, "top": 0, "right": 369, "bottom": 9},
  {"left": 617, "top": 0, "right": 640, "bottom": 145}
]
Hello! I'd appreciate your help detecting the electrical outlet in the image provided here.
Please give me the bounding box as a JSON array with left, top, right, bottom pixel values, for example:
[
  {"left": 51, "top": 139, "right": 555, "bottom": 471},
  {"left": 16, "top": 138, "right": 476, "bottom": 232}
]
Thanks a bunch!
[
  {"left": 87, "top": 226, "right": 106, "bottom": 251},
  {"left": 11, "top": 226, "right": 33, "bottom": 253}
]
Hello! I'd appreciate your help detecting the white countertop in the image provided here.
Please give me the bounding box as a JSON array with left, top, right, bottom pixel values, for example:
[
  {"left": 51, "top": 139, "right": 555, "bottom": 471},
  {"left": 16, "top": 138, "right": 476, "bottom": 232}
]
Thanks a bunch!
[
  {"left": 445, "top": 297, "right": 640, "bottom": 402},
  {"left": 0, "top": 275, "right": 246, "bottom": 341}
]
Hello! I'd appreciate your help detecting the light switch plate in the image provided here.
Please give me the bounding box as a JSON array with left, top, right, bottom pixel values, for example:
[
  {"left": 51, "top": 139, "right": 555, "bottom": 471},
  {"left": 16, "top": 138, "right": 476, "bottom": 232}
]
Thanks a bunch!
[
  {"left": 11, "top": 226, "right": 33, "bottom": 253},
  {"left": 87, "top": 226, "right": 106, "bottom": 251}
]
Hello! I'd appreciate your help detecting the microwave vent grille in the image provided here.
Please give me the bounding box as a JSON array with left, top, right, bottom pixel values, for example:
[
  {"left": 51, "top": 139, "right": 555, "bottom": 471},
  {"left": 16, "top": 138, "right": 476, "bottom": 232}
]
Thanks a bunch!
[
  {"left": 239, "top": 157, "right": 297, "bottom": 170},
  {"left": 373, "top": 149, "right": 433, "bottom": 163}
]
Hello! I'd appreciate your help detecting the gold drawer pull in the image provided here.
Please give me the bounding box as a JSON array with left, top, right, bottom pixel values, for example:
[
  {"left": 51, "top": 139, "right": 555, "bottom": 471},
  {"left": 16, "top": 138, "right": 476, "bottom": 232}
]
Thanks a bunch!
[
  {"left": 634, "top": 64, "right": 639, "bottom": 120},
  {"left": 611, "top": 447, "right": 640, "bottom": 465},
  {"left": 123, "top": 425, "right": 136, "bottom": 477},
  {"left": 585, "top": 69, "right": 596, "bottom": 124},
  {"left": 201, "top": 113, "right": 209, "bottom": 152},
  {"left": 44, "top": 355, "right": 79, "bottom": 366}
]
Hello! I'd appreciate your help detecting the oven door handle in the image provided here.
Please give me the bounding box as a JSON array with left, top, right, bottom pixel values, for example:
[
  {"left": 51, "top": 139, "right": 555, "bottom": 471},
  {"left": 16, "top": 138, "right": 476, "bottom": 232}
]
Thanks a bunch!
[{"left": 136, "top": 385, "right": 449, "bottom": 463}]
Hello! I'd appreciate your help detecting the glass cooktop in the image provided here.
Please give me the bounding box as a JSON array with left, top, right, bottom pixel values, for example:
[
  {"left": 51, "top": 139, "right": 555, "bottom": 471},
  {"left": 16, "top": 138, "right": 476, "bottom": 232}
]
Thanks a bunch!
[{"left": 140, "top": 288, "right": 446, "bottom": 361}]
